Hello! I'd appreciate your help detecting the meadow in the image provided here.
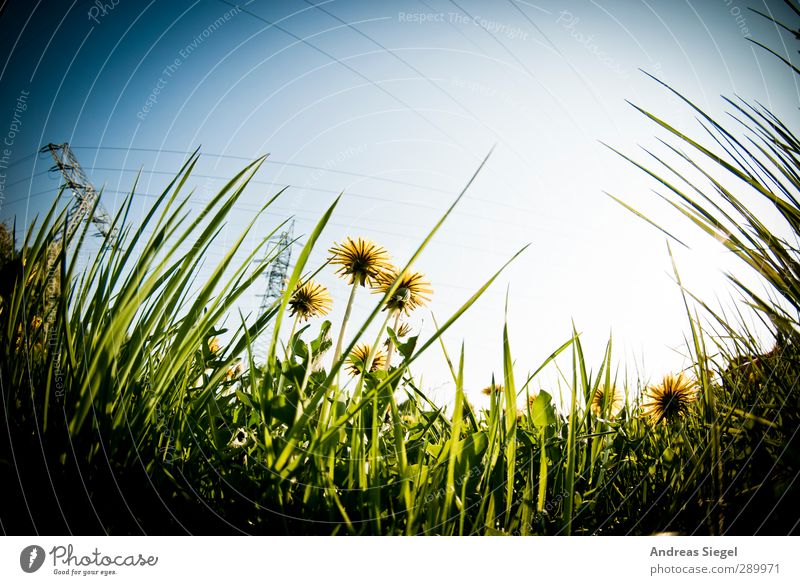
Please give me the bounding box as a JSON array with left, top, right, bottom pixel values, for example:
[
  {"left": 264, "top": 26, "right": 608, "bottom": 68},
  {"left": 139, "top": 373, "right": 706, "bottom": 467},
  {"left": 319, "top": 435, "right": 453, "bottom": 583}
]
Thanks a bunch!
[{"left": 1, "top": 8, "right": 798, "bottom": 537}]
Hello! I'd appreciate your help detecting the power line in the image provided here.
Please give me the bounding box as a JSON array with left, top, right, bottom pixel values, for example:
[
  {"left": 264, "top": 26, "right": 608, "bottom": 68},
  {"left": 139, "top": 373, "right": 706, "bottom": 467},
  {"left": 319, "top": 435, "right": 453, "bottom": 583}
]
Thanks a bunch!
[
  {"left": 3, "top": 159, "right": 573, "bottom": 240},
  {"left": 9, "top": 181, "right": 540, "bottom": 251},
  {"left": 209, "top": 0, "right": 572, "bottom": 225},
  {"left": 2, "top": 186, "right": 54, "bottom": 206},
  {"left": 213, "top": 0, "right": 466, "bottom": 150},
  {"left": 301, "top": 0, "right": 535, "bottom": 169},
  {"left": 0, "top": 151, "right": 37, "bottom": 170},
  {"left": 83, "top": 185, "right": 527, "bottom": 257},
  {"left": 68, "top": 145, "right": 457, "bottom": 196},
  {"left": 65, "top": 145, "right": 557, "bottom": 220},
  {"left": 3, "top": 169, "right": 52, "bottom": 190}
]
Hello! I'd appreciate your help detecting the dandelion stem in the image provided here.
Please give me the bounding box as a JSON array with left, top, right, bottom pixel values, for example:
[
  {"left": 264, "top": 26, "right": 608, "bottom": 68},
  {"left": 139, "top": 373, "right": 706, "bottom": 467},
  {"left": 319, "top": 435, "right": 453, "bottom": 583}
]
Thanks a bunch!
[
  {"left": 286, "top": 313, "right": 300, "bottom": 361},
  {"left": 384, "top": 310, "right": 401, "bottom": 370},
  {"left": 275, "top": 313, "right": 301, "bottom": 397},
  {"left": 354, "top": 310, "right": 393, "bottom": 402},
  {"left": 348, "top": 310, "right": 393, "bottom": 491},
  {"left": 333, "top": 282, "right": 358, "bottom": 368},
  {"left": 367, "top": 310, "right": 394, "bottom": 522}
]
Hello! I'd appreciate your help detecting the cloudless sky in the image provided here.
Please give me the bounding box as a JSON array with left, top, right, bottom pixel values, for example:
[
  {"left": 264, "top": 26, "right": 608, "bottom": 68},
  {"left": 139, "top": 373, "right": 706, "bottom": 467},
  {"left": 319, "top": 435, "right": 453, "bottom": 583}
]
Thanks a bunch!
[{"left": 1, "top": 0, "right": 798, "bottom": 406}]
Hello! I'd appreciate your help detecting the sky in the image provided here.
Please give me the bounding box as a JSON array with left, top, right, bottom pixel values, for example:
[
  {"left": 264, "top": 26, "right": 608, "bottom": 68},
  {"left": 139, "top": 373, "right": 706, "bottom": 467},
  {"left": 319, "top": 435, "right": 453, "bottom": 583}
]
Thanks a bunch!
[{"left": 0, "top": 0, "right": 798, "bottom": 407}]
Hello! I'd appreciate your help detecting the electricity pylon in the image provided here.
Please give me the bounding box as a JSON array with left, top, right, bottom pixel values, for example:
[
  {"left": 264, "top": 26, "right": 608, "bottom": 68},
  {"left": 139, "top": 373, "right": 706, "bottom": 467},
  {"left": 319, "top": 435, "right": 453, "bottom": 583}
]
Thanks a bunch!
[
  {"left": 254, "top": 219, "right": 295, "bottom": 361},
  {"left": 41, "top": 143, "right": 118, "bottom": 243}
]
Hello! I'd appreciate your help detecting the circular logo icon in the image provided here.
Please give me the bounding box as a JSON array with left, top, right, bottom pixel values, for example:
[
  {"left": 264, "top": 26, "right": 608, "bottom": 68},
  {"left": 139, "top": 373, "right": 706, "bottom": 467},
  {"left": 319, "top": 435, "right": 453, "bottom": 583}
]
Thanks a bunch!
[{"left": 20, "top": 545, "right": 46, "bottom": 573}]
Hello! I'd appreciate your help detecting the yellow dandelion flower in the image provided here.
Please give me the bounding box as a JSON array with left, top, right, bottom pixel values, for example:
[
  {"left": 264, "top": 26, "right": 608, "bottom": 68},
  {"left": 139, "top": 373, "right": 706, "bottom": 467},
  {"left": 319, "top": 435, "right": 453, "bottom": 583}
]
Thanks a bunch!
[
  {"left": 328, "top": 237, "right": 392, "bottom": 286},
  {"left": 208, "top": 337, "right": 221, "bottom": 354},
  {"left": 225, "top": 362, "right": 243, "bottom": 381},
  {"left": 395, "top": 321, "right": 412, "bottom": 338},
  {"left": 590, "top": 385, "right": 625, "bottom": 419},
  {"left": 372, "top": 268, "right": 432, "bottom": 315},
  {"left": 384, "top": 321, "right": 413, "bottom": 349},
  {"left": 641, "top": 373, "right": 698, "bottom": 423},
  {"left": 346, "top": 343, "right": 386, "bottom": 376},
  {"left": 481, "top": 383, "right": 504, "bottom": 396},
  {"left": 288, "top": 279, "right": 333, "bottom": 321}
]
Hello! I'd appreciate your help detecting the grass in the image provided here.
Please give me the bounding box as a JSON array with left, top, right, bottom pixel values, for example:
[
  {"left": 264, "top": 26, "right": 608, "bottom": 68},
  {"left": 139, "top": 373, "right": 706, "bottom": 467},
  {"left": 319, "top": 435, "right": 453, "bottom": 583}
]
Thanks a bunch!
[
  {"left": 1, "top": 4, "right": 799, "bottom": 536},
  {"left": 1, "top": 155, "right": 795, "bottom": 534}
]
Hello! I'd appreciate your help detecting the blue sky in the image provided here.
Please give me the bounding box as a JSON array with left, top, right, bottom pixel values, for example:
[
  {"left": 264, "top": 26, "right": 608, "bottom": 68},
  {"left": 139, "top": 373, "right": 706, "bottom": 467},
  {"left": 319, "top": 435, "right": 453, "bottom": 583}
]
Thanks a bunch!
[{"left": 1, "top": 0, "right": 798, "bottom": 405}]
